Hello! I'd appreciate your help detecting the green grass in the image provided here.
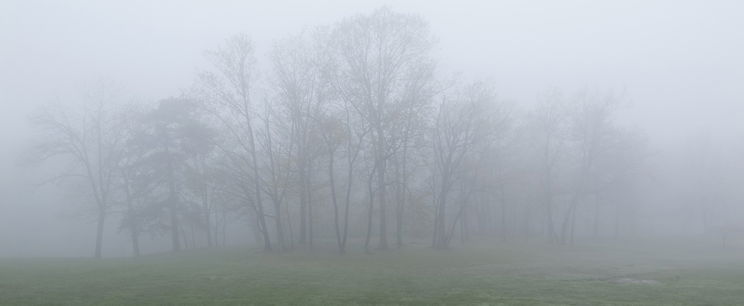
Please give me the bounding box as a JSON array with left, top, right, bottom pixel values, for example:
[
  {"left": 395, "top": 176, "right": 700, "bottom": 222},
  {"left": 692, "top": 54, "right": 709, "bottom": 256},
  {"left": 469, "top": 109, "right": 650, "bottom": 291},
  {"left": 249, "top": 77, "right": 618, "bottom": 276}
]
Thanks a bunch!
[{"left": 1, "top": 240, "right": 743, "bottom": 305}]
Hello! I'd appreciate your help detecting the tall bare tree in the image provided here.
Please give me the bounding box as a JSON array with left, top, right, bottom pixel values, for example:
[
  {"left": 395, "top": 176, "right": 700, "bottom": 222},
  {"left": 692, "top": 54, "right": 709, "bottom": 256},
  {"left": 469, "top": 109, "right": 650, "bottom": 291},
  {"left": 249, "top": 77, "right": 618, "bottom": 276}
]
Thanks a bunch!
[
  {"left": 31, "top": 84, "right": 125, "bottom": 258},
  {"left": 560, "top": 90, "right": 620, "bottom": 244},
  {"left": 430, "top": 83, "right": 503, "bottom": 248},
  {"left": 196, "top": 34, "right": 272, "bottom": 251},
  {"left": 332, "top": 8, "right": 436, "bottom": 250},
  {"left": 271, "top": 29, "right": 334, "bottom": 248},
  {"left": 528, "top": 90, "right": 570, "bottom": 243}
]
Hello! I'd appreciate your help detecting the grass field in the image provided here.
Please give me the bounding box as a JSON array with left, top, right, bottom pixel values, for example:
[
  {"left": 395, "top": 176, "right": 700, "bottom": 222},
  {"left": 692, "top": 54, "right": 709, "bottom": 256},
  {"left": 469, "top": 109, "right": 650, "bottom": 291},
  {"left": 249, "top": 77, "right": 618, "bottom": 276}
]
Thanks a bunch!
[{"left": 1, "top": 239, "right": 743, "bottom": 305}]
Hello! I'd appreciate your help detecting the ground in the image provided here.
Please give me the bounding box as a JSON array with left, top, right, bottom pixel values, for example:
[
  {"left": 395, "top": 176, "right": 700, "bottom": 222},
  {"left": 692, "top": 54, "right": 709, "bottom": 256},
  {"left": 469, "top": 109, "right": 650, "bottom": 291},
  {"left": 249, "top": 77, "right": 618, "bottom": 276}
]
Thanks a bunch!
[{"left": 1, "top": 239, "right": 743, "bottom": 305}]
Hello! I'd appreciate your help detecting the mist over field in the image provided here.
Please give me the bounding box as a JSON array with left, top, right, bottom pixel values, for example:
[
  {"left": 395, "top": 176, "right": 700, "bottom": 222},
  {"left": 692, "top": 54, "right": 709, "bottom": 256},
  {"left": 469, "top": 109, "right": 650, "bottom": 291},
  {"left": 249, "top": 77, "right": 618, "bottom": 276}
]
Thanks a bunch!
[{"left": 1, "top": 1, "right": 744, "bottom": 305}]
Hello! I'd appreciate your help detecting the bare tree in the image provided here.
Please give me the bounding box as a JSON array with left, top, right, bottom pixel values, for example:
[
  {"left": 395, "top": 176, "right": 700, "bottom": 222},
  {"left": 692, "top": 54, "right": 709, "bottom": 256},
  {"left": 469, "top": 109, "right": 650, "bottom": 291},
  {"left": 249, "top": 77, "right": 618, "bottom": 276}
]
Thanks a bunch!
[
  {"left": 270, "top": 29, "right": 334, "bottom": 248},
  {"left": 332, "top": 8, "right": 436, "bottom": 250},
  {"left": 116, "top": 104, "right": 150, "bottom": 256},
  {"left": 528, "top": 90, "right": 570, "bottom": 243},
  {"left": 195, "top": 34, "right": 272, "bottom": 251},
  {"left": 31, "top": 83, "right": 125, "bottom": 258},
  {"left": 430, "top": 83, "right": 502, "bottom": 248},
  {"left": 257, "top": 101, "right": 296, "bottom": 251},
  {"left": 560, "top": 89, "right": 621, "bottom": 244}
]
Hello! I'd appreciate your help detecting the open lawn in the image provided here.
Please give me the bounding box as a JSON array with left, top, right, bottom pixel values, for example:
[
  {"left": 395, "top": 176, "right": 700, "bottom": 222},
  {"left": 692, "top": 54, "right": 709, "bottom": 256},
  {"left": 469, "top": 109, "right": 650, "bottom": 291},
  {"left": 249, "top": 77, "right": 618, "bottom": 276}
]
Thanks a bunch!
[{"left": 1, "top": 240, "right": 743, "bottom": 305}]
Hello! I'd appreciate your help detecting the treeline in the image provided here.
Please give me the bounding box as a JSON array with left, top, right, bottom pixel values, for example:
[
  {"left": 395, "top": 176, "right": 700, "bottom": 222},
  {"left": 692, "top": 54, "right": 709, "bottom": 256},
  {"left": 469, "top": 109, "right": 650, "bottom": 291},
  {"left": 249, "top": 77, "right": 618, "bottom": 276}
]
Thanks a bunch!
[{"left": 31, "top": 8, "right": 645, "bottom": 258}]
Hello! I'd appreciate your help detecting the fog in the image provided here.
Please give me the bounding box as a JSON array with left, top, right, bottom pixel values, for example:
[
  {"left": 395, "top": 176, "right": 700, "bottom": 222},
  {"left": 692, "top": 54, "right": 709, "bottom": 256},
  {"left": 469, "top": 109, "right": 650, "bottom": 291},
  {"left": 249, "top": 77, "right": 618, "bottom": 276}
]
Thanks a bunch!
[{"left": 1, "top": 0, "right": 744, "bottom": 261}]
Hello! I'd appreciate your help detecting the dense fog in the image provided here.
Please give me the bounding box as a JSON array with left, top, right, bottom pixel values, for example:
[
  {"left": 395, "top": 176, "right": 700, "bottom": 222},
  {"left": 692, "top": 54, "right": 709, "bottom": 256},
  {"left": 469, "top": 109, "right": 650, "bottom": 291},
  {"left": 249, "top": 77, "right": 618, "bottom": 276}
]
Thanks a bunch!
[{"left": 2, "top": 1, "right": 744, "bottom": 258}]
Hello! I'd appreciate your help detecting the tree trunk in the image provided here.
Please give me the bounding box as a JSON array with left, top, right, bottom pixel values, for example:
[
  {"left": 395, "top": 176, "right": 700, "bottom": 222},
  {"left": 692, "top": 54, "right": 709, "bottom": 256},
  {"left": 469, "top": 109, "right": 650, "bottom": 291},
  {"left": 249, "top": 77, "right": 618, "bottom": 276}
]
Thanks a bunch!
[
  {"left": 203, "top": 188, "right": 213, "bottom": 248},
  {"left": 341, "top": 172, "right": 352, "bottom": 253},
  {"left": 328, "top": 149, "right": 343, "bottom": 254},
  {"left": 285, "top": 199, "right": 295, "bottom": 250},
  {"left": 255, "top": 202, "right": 271, "bottom": 251},
  {"left": 560, "top": 192, "right": 579, "bottom": 245},
  {"left": 308, "top": 173, "right": 314, "bottom": 249},
  {"left": 376, "top": 133, "right": 388, "bottom": 250},
  {"left": 364, "top": 166, "right": 376, "bottom": 253},
  {"left": 205, "top": 211, "right": 213, "bottom": 248},
  {"left": 593, "top": 200, "right": 600, "bottom": 238},
  {"left": 298, "top": 160, "right": 308, "bottom": 245},
  {"left": 432, "top": 171, "right": 451, "bottom": 249},
  {"left": 169, "top": 198, "right": 181, "bottom": 252},
  {"left": 394, "top": 155, "right": 405, "bottom": 249},
  {"left": 123, "top": 178, "right": 140, "bottom": 256},
  {"left": 273, "top": 198, "right": 285, "bottom": 251},
  {"left": 376, "top": 164, "right": 388, "bottom": 250},
  {"left": 127, "top": 207, "right": 140, "bottom": 256},
  {"left": 165, "top": 145, "right": 181, "bottom": 252},
  {"left": 543, "top": 178, "right": 557, "bottom": 243},
  {"left": 94, "top": 209, "right": 105, "bottom": 258}
]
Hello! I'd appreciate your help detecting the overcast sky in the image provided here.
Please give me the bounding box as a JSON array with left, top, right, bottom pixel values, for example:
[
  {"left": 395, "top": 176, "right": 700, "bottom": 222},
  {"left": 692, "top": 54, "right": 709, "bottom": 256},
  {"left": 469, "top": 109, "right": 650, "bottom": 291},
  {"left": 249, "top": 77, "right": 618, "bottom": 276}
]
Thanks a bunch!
[
  {"left": 2, "top": 1, "right": 744, "bottom": 143},
  {"left": 1, "top": 0, "right": 743, "bottom": 255}
]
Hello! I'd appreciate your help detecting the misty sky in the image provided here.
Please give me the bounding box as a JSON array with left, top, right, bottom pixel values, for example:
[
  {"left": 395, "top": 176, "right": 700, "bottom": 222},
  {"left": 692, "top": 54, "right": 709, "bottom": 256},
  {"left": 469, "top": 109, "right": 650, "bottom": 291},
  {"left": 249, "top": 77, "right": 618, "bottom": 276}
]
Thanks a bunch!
[{"left": 1, "top": 0, "right": 743, "bottom": 255}]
